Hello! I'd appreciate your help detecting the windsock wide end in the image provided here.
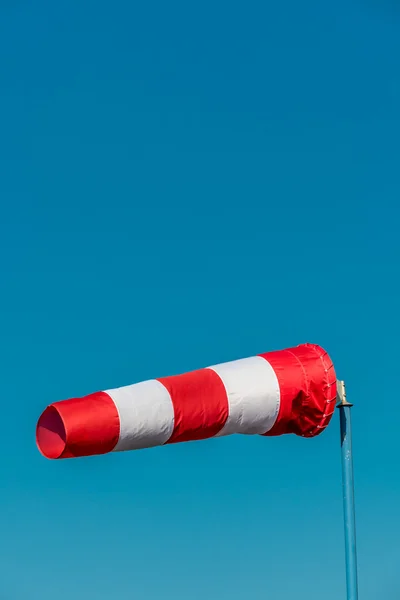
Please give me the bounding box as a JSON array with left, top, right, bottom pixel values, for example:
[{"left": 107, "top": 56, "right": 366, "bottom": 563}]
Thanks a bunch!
[{"left": 262, "top": 343, "right": 337, "bottom": 438}]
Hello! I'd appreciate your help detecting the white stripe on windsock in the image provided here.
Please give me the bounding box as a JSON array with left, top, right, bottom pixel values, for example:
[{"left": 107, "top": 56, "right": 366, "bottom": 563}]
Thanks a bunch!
[
  {"left": 209, "top": 356, "right": 280, "bottom": 437},
  {"left": 106, "top": 379, "right": 175, "bottom": 452}
]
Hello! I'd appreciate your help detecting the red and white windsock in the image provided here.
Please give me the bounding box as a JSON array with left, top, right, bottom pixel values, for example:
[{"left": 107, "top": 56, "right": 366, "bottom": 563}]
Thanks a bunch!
[{"left": 36, "top": 343, "right": 336, "bottom": 459}]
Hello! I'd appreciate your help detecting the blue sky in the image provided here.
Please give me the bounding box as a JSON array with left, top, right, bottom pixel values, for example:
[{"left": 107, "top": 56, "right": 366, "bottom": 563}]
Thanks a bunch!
[{"left": 1, "top": 1, "right": 399, "bottom": 598}]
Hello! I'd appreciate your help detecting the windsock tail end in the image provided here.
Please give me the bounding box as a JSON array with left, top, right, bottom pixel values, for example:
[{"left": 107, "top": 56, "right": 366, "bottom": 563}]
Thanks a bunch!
[
  {"left": 36, "top": 392, "right": 120, "bottom": 459},
  {"left": 36, "top": 405, "right": 67, "bottom": 459}
]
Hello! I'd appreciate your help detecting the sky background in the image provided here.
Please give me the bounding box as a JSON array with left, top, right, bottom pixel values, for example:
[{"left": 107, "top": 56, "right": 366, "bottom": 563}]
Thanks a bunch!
[{"left": 1, "top": 1, "right": 399, "bottom": 599}]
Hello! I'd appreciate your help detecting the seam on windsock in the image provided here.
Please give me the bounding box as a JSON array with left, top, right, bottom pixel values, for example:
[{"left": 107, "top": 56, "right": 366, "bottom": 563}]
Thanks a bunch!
[
  {"left": 295, "top": 344, "right": 336, "bottom": 437},
  {"left": 285, "top": 348, "right": 311, "bottom": 437},
  {"left": 205, "top": 367, "right": 230, "bottom": 433},
  {"left": 306, "top": 345, "right": 336, "bottom": 437},
  {"left": 258, "top": 350, "right": 293, "bottom": 437},
  {"left": 108, "top": 393, "right": 123, "bottom": 450}
]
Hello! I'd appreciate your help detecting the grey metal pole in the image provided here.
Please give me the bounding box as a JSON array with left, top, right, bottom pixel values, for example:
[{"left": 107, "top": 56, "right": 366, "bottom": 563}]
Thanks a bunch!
[{"left": 337, "top": 380, "right": 358, "bottom": 600}]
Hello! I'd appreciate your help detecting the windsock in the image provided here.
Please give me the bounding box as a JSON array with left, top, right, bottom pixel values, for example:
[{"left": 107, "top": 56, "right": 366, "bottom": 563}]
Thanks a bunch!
[{"left": 36, "top": 343, "right": 336, "bottom": 459}]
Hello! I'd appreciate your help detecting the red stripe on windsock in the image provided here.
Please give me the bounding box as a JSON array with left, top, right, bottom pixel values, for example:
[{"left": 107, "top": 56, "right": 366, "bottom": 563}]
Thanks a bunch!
[
  {"left": 36, "top": 392, "right": 120, "bottom": 459},
  {"left": 158, "top": 369, "right": 229, "bottom": 444},
  {"left": 260, "top": 343, "right": 336, "bottom": 437}
]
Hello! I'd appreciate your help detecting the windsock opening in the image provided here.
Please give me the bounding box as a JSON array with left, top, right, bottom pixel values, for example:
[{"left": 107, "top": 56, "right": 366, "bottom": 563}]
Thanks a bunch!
[
  {"left": 36, "top": 405, "right": 67, "bottom": 459},
  {"left": 36, "top": 392, "right": 121, "bottom": 459}
]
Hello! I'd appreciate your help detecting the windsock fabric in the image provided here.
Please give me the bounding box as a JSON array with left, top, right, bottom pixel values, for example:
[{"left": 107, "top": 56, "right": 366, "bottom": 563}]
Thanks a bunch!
[{"left": 36, "top": 343, "right": 336, "bottom": 459}]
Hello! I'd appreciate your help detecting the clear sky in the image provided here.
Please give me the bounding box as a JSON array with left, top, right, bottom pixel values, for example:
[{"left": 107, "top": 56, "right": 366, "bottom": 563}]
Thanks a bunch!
[{"left": 1, "top": 1, "right": 399, "bottom": 599}]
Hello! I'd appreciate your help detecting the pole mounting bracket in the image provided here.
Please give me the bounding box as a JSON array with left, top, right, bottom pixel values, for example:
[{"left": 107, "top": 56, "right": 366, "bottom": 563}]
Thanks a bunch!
[{"left": 337, "top": 379, "right": 353, "bottom": 407}]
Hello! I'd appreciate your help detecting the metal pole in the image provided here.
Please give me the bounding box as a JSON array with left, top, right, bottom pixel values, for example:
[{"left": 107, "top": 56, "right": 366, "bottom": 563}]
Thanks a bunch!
[{"left": 337, "top": 380, "right": 358, "bottom": 600}]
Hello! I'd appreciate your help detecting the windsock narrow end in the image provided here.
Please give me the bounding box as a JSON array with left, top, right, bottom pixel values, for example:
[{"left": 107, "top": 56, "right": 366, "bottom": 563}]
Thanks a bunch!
[
  {"left": 36, "top": 392, "right": 121, "bottom": 459},
  {"left": 36, "top": 405, "right": 67, "bottom": 459}
]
